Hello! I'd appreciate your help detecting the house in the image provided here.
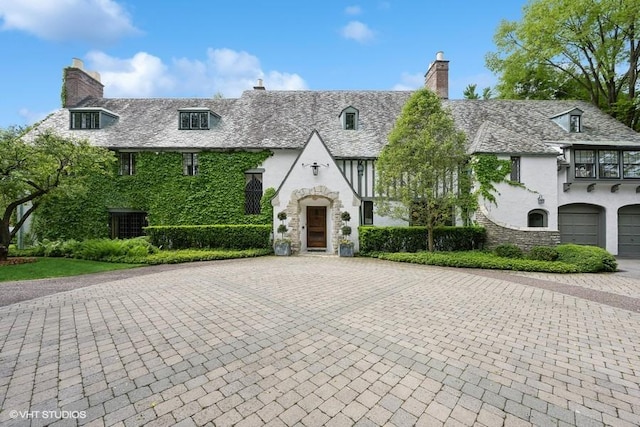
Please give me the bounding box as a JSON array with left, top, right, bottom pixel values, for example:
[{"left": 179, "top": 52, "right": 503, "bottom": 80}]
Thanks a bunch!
[{"left": 28, "top": 54, "right": 640, "bottom": 256}]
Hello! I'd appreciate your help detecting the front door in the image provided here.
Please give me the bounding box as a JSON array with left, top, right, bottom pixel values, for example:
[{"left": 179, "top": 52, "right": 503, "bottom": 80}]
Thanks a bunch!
[{"left": 307, "top": 206, "right": 327, "bottom": 249}]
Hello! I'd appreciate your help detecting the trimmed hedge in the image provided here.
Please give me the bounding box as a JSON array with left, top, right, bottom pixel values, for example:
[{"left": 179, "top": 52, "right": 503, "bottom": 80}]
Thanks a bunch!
[
  {"left": 145, "top": 224, "right": 271, "bottom": 250},
  {"left": 556, "top": 244, "right": 617, "bottom": 272},
  {"left": 359, "top": 226, "right": 486, "bottom": 253},
  {"left": 376, "top": 251, "right": 579, "bottom": 273}
]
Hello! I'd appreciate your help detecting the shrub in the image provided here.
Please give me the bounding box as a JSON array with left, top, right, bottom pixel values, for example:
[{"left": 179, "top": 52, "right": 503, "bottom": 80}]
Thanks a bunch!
[
  {"left": 376, "top": 251, "right": 579, "bottom": 273},
  {"left": 145, "top": 225, "right": 271, "bottom": 250},
  {"left": 142, "top": 248, "right": 272, "bottom": 264},
  {"left": 556, "top": 244, "right": 617, "bottom": 272},
  {"left": 359, "top": 226, "right": 485, "bottom": 253},
  {"left": 494, "top": 244, "right": 523, "bottom": 259},
  {"left": 71, "top": 237, "right": 158, "bottom": 262},
  {"left": 528, "top": 246, "right": 559, "bottom": 262}
]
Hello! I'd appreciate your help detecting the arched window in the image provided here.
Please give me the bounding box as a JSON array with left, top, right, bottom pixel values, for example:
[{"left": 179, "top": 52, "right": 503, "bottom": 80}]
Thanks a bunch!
[{"left": 528, "top": 209, "right": 548, "bottom": 227}]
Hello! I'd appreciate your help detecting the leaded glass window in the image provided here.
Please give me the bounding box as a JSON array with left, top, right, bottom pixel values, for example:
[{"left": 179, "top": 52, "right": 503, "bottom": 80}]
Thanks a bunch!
[
  {"left": 598, "top": 150, "right": 619, "bottom": 178},
  {"left": 245, "top": 173, "right": 263, "bottom": 214},
  {"left": 179, "top": 112, "right": 209, "bottom": 129},
  {"left": 623, "top": 151, "right": 640, "bottom": 178},
  {"left": 183, "top": 153, "right": 198, "bottom": 176},
  {"left": 574, "top": 150, "right": 595, "bottom": 178}
]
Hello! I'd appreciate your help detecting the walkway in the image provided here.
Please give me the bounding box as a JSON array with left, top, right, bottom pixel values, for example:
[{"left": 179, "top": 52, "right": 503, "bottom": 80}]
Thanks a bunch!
[{"left": 1, "top": 256, "right": 639, "bottom": 426}]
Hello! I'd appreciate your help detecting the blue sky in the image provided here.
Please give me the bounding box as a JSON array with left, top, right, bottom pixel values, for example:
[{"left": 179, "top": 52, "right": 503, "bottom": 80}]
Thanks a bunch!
[{"left": 0, "top": 0, "right": 526, "bottom": 129}]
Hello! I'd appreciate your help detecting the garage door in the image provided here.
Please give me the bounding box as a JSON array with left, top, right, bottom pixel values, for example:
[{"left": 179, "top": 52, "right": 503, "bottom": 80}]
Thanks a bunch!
[
  {"left": 558, "top": 204, "right": 603, "bottom": 247},
  {"left": 618, "top": 205, "right": 640, "bottom": 257}
]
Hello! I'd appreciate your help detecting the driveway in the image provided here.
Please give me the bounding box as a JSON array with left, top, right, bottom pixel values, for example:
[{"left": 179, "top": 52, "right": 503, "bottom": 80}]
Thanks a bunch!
[{"left": 0, "top": 256, "right": 639, "bottom": 426}]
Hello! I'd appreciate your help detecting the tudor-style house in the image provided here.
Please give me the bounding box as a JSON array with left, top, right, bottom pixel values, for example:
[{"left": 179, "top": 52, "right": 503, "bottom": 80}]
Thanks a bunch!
[{"left": 28, "top": 54, "right": 640, "bottom": 256}]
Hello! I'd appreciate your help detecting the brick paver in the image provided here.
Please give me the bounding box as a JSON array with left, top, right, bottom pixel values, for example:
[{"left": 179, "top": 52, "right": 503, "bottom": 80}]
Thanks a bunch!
[{"left": 1, "top": 256, "right": 640, "bottom": 426}]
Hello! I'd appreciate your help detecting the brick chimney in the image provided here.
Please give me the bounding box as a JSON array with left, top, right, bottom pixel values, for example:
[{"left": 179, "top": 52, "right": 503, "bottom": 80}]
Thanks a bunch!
[
  {"left": 63, "top": 58, "right": 104, "bottom": 107},
  {"left": 424, "top": 51, "right": 449, "bottom": 99}
]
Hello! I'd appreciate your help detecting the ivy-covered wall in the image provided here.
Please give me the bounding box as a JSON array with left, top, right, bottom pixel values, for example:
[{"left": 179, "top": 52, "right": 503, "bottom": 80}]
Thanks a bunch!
[{"left": 34, "top": 150, "right": 274, "bottom": 241}]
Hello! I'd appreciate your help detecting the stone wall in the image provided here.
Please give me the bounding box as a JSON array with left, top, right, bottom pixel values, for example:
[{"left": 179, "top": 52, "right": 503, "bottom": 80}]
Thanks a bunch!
[{"left": 476, "top": 209, "right": 560, "bottom": 251}]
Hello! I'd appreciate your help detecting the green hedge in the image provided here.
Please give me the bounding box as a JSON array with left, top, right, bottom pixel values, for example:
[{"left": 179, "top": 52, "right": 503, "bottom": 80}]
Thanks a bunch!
[
  {"left": 556, "top": 244, "right": 617, "bottom": 272},
  {"left": 145, "top": 224, "right": 271, "bottom": 250},
  {"left": 377, "top": 251, "right": 579, "bottom": 273},
  {"left": 359, "top": 226, "right": 486, "bottom": 253}
]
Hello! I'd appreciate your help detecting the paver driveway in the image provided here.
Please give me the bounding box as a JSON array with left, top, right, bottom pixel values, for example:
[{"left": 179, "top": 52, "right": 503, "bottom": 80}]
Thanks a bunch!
[{"left": 1, "top": 256, "right": 639, "bottom": 426}]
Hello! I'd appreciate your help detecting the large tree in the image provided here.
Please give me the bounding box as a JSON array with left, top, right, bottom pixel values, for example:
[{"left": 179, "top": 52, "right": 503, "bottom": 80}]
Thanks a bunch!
[
  {"left": 376, "top": 89, "right": 468, "bottom": 252},
  {"left": 486, "top": 0, "right": 640, "bottom": 129},
  {"left": 0, "top": 127, "right": 114, "bottom": 260}
]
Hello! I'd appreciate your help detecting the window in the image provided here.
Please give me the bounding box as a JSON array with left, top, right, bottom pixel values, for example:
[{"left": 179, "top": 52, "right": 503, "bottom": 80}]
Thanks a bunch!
[
  {"left": 570, "top": 115, "right": 581, "bottom": 132},
  {"left": 528, "top": 210, "right": 547, "bottom": 227},
  {"left": 362, "top": 201, "right": 374, "bottom": 225},
  {"left": 109, "top": 211, "right": 147, "bottom": 239},
  {"left": 71, "top": 111, "right": 100, "bottom": 129},
  {"left": 245, "top": 173, "right": 263, "bottom": 214},
  {"left": 623, "top": 151, "right": 640, "bottom": 178},
  {"left": 574, "top": 150, "right": 595, "bottom": 178},
  {"left": 510, "top": 156, "right": 520, "bottom": 182},
  {"left": 183, "top": 153, "right": 198, "bottom": 176},
  {"left": 345, "top": 113, "right": 356, "bottom": 130},
  {"left": 598, "top": 150, "right": 620, "bottom": 178},
  {"left": 179, "top": 112, "right": 209, "bottom": 129},
  {"left": 119, "top": 152, "right": 136, "bottom": 176}
]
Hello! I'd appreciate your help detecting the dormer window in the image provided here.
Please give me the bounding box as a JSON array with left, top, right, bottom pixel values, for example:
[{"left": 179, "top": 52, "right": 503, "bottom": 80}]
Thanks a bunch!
[
  {"left": 570, "top": 115, "right": 581, "bottom": 132},
  {"left": 550, "top": 107, "right": 583, "bottom": 133},
  {"left": 70, "top": 108, "right": 118, "bottom": 129},
  {"left": 179, "top": 109, "right": 220, "bottom": 130},
  {"left": 339, "top": 106, "right": 359, "bottom": 130}
]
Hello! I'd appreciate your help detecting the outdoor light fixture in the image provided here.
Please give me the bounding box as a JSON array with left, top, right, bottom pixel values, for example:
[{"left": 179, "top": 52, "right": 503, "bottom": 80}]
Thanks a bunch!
[
  {"left": 538, "top": 194, "right": 545, "bottom": 204},
  {"left": 302, "top": 162, "right": 328, "bottom": 176}
]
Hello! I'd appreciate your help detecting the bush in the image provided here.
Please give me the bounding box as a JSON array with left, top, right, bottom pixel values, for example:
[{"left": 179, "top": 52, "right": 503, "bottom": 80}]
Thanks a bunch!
[
  {"left": 528, "top": 246, "right": 559, "bottom": 262},
  {"left": 556, "top": 244, "right": 617, "bottom": 272},
  {"left": 376, "top": 251, "right": 579, "bottom": 273},
  {"left": 494, "top": 244, "right": 523, "bottom": 259},
  {"left": 359, "top": 226, "right": 485, "bottom": 254},
  {"left": 71, "top": 237, "right": 158, "bottom": 262},
  {"left": 145, "top": 225, "right": 271, "bottom": 250},
  {"left": 142, "top": 248, "right": 272, "bottom": 264}
]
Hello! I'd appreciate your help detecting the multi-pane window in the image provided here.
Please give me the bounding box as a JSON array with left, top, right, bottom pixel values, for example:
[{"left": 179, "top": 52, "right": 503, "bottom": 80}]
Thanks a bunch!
[
  {"left": 574, "top": 150, "right": 595, "bottom": 178},
  {"left": 109, "top": 212, "right": 147, "bottom": 239},
  {"left": 623, "top": 151, "right": 640, "bottom": 178},
  {"left": 598, "top": 150, "right": 620, "bottom": 178},
  {"left": 119, "top": 152, "right": 136, "bottom": 176},
  {"left": 345, "top": 112, "right": 356, "bottom": 130},
  {"left": 179, "top": 112, "right": 209, "bottom": 129},
  {"left": 183, "top": 153, "right": 198, "bottom": 176},
  {"left": 245, "top": 173, "right": 263, "bottom": 214},
  {"left": 71, "top": 111, "right": 100, "bottom": 129},
  {"left": 510, "top": 156, "right": 521, "bottom": 182}
]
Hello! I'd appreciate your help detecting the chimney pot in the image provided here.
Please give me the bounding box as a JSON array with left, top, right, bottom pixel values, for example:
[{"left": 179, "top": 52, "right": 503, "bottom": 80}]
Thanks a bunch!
[{"left": 253, "top": 78, "right": 266, "bottom": 90}]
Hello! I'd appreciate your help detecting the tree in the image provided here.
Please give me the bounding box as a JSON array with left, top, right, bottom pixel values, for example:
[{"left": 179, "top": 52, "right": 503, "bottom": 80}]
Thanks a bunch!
[
  {"left": 375, "top": 89, "right": 468, "bottom": 252},
  {"left": 463, "top": 84, "right": 493, "bottom": 100},
  {"left": 486, "top": 0, "right": 640, "bottom": 129},
  {"left": 0, "top": 127, "right": 114, "bottom": 260}
]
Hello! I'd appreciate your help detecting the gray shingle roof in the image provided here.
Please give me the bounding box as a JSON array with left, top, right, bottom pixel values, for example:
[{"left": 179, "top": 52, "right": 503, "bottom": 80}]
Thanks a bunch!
[{"left": 28, "top": 92, "right": 640, "bottom": 157}]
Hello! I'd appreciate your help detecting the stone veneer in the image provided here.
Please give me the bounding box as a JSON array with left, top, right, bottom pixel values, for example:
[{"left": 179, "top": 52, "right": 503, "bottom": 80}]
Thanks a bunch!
[
  {"left": 476, "top": 208, "right": 560, "bottom": 251},
  {"left": 285, "top": 186, "right": 343, "bottom": 254}
]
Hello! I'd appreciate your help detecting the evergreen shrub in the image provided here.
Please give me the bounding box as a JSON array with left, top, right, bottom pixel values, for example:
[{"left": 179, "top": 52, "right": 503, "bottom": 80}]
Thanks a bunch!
[
  {"left": 145, "top": 224, "right": 271, "bottom": 250},
  {"left": 359, "top": 226, "right": 485, "bottom": 253}
]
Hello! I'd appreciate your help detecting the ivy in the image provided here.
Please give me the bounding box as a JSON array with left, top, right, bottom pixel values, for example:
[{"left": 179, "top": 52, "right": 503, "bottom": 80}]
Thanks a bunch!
[
  {"left": 470, "top": 154, "right": 518, "bottom": 205},
  {"left": 33, "top": 150, "right": 274, "bottom": 240}
]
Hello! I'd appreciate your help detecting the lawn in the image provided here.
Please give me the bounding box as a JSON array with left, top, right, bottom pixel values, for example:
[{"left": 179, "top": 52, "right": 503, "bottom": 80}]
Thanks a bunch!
[{"left": 0, "top": 257, "right": 143, "bottom": 282}]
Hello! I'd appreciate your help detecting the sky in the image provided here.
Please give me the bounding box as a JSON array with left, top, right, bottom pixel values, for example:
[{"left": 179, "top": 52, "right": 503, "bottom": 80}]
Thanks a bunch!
[{"left": 0, "top": 0, "right": 527, "bottom": 129}]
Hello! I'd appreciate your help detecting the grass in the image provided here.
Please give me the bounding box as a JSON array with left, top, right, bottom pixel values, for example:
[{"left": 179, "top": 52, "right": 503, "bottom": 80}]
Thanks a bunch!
[{"left": 0, "top": 258, "right": 143, "bottom": 282}]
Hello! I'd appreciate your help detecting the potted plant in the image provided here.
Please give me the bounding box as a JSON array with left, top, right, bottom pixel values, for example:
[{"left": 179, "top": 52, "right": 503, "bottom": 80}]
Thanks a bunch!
[
  {"left": 274, "top": 211, "right": 291, "bottom": 256},
  {"left": 339, "top": 211, "right": 354, "bottom": 257}
]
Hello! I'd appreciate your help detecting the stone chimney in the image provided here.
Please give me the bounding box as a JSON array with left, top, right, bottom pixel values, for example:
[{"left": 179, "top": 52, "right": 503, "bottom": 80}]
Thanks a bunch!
[
  {"left": 424, "top": 51, "right": 449, "bottom": 99},
  {"left": 253, "top": 78, "right": 266, "bottom": 90},
  {"left": 63, "top": 58, "right": 104, "bottom": 107}
]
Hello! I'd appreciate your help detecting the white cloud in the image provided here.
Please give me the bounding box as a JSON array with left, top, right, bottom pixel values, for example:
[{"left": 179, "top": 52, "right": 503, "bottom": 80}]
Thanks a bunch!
[
  {"left": 392, "top": 72, "right": 423, "bottom": 91},
  {"left": 345, "top": 6, "right": 362, "bottom": 15},
  {"left": 85, "top": 48, "right": 307, "bottom": 99},
  {"left": 341, "top": 20, "right": 375, "bottom": 43},
  {"left": 0, "top": 0, "right": 140, "bottom": 43}
]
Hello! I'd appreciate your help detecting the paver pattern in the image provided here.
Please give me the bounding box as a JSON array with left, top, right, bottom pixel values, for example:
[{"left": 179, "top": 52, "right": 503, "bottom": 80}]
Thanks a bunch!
[{"left": 1, "top": 256, "right": 639, "bottom": 426}]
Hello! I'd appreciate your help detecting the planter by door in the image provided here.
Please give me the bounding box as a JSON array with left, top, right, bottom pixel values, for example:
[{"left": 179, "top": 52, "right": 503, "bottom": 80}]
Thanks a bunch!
[
  {"left": 339, "top": 243, "right": 354, "bottom": 257},
  {"left": 274, "top": 241, "right": 291, "bottom": 256}
]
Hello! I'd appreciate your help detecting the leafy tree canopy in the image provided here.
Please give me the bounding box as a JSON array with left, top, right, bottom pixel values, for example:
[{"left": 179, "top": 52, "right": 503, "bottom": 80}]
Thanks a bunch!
[
  {"left": 375, "top": 89, "right": 468, "bottom": 251},
  {"left": 486, "top": 0, "right": 640, "bottom": 130},
  {"left": 0, "top": 127, "right": 114, "bottom": 259}
]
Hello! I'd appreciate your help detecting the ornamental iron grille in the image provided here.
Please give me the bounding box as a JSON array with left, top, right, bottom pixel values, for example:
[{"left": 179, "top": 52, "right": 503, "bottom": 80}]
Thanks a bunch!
[{"left": 245, "top": 173, "right": 263, "bottom": 214}]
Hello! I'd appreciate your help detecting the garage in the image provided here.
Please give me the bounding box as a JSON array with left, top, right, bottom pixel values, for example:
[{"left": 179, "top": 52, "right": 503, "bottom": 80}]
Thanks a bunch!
[
  {"left": 618, "top": 205, "right": 640, "bottom": 257},
  {"left": 558, "top": 204, "right": 604, "bottom": 248}
]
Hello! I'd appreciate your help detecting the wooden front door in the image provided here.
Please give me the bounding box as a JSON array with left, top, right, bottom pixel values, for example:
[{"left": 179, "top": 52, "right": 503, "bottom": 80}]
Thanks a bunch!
[{"left": 307, "top": 206, "right": 327, "bottom": 248}]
